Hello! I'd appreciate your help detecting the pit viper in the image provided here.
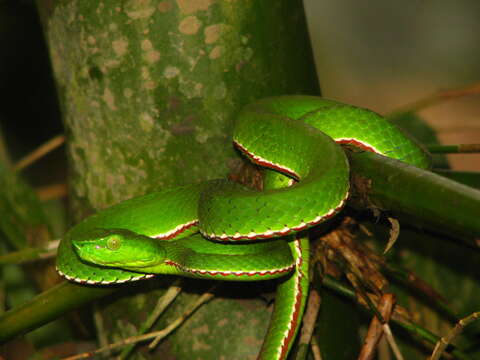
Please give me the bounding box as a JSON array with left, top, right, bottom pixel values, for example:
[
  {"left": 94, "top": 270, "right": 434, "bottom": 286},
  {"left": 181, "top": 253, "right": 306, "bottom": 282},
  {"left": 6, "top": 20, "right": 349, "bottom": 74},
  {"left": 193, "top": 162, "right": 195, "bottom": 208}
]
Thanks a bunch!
[{"left": 57, "top": 95, "right": 429, "bottom": 360}]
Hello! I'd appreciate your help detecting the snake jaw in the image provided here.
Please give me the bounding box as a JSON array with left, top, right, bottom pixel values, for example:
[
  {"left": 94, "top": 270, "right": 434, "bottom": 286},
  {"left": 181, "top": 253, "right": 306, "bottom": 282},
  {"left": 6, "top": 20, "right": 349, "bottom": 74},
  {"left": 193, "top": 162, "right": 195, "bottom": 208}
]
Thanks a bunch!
[{"left": 56, "top": 266, "right": 155, "bottom": 285}]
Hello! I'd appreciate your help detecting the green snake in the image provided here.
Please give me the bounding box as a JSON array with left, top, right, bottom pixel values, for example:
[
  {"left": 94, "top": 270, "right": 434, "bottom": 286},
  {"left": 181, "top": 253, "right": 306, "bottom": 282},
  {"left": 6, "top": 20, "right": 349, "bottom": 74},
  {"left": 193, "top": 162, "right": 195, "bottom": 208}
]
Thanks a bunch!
[{"left": 57, "top": 96, "right": 429, "bottom": 360}]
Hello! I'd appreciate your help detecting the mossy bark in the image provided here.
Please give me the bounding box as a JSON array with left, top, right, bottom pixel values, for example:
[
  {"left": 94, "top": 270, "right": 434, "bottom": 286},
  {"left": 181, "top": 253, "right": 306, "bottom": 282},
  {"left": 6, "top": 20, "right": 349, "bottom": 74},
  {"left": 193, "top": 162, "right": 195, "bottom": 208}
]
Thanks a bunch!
[
  {"left": 37, "top": 0, "right": 318, "bottom": 214},
  {"left": 36, "top": 0, "right": 318, "bottom": 358}
]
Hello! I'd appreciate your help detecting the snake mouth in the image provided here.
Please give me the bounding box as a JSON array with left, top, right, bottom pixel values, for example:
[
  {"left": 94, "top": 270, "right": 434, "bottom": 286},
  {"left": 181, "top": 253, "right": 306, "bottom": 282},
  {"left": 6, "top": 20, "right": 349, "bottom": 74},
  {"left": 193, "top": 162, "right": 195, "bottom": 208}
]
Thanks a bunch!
[
  {"left": 72, "top": 239, "right": 91, "bottom": 254},
  {"left": 72, "top": 241, "right": 105, "bottom": 266},
  {"left": 56, "top": 266, "right": 156, "bottom": 285}
]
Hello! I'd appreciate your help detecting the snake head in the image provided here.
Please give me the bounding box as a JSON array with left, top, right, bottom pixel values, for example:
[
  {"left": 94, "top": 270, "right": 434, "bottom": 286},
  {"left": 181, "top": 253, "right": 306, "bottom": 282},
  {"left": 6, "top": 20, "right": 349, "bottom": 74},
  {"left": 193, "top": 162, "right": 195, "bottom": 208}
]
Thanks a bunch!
[{"left": 72, "top": 228, "right": 166, "bottom": 269}]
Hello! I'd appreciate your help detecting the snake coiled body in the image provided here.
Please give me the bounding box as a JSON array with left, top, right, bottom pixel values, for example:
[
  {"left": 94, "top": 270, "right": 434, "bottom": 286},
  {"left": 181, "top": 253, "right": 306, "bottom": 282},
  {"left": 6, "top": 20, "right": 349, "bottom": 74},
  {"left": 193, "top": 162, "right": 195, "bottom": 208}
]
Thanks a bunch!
[{"left": 57, "top": 96, "right": 429, "bottom": 360}]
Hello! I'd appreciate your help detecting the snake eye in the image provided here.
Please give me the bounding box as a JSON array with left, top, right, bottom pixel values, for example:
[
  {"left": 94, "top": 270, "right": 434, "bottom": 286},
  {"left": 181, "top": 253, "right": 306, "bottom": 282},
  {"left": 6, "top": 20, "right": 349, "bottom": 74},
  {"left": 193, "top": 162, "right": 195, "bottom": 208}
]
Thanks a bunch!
[{"left": 107, "top": 237, "right": 121, "bottom": 251}]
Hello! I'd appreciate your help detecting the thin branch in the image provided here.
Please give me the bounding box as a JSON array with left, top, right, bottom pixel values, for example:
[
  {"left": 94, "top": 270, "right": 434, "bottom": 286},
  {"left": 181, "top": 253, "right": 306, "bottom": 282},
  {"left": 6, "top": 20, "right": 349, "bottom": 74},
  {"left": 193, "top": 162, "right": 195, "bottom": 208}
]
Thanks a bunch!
[
  {"left": 382, "top": 323, "right": 403, "bottom": 360},
  {"left": 13, "top": 134, "right": 65, "bottom": 172},
  {"left": 387, "top": 82, "right": 480, "bottom": 117},
  {"left": 36, "top": 183, "right": 68, "bottom": 201},
  {"left": 61, "top": 286, "right": 215, "bottom": 360},
  {"left": 148, "top": 286, "right": 215, "bottom": 349},
  {"left": 322, "top": 276, "right": 473, "bottom": 360},
  {"left": 298, "top": 288, "right": 322, "bottom": 345},
  {"left": 358, "top": 293, "right": 396, "bottom": 360},
  {"left": 429, "top": 311, "right": 480, "bottom": 360},
  {"left": 0, "top": 240, "right": 59, "bottom": 265},
  {"left": 384, "top": 263, "right": 458, "bottom": 322},
  {"left": 294, "top": 288, "right": 322, "bottom": 360},
  {"left": 310, "top": 336, "right": 323, "bottom": 360},
  {"left": 119, "top": 279, "right": 183, "bottom": 359},
  {"left": 427, "top": 144, "right": 480, "bottom": 154}
]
